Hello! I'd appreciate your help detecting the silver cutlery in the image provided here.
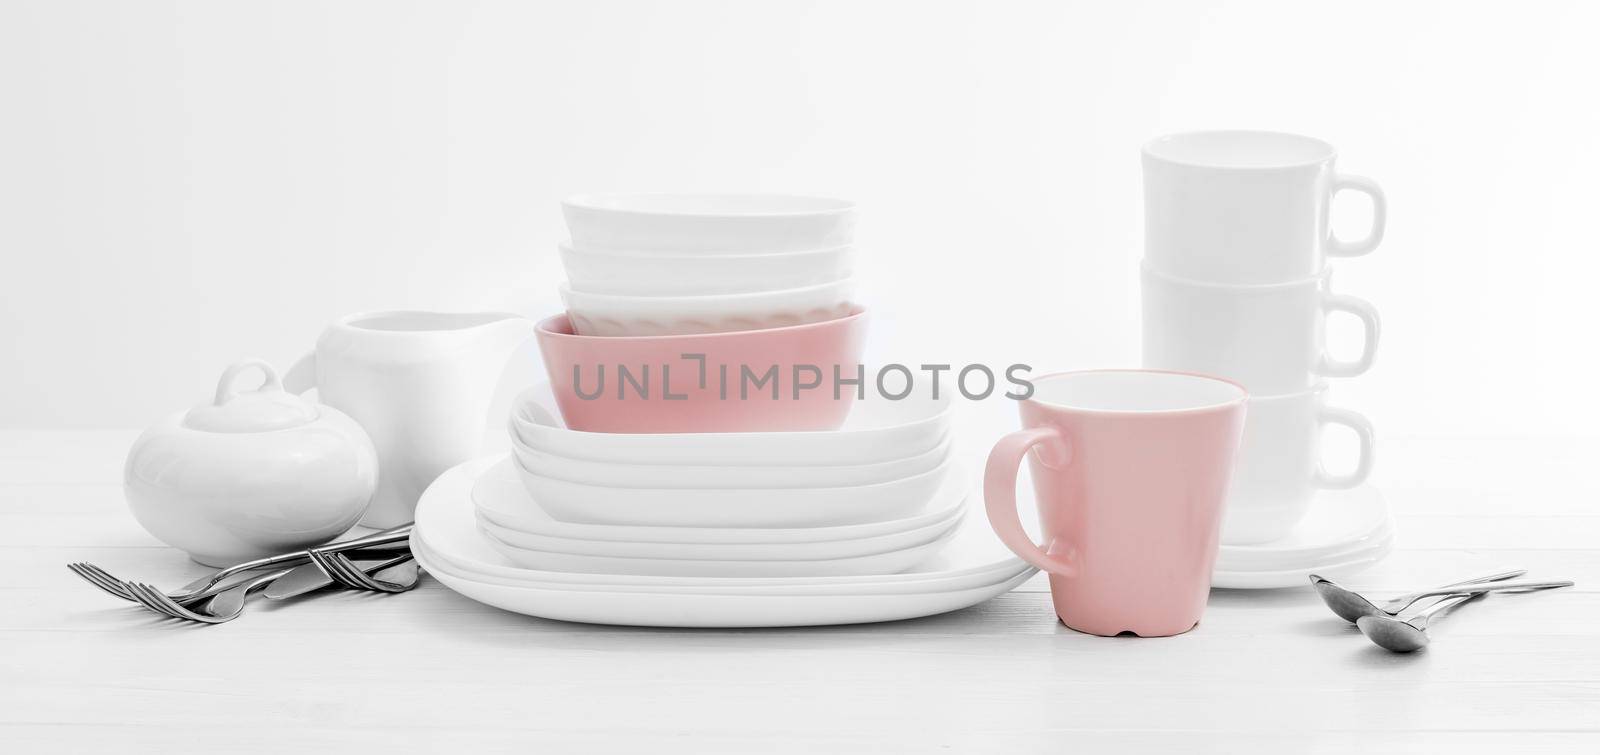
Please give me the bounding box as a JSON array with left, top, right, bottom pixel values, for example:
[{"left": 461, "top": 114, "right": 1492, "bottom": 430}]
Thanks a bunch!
[
  {"left": 1355, "top": 591, "right": 1484, "bottom": 652},
  {"left": 1352, "top": 580, "right": 1572, "bottom": 652},
  {"left": 126, "top": 567, "right": 295, "bottom": 624},
  {"left": 263, "top": 553, "right": 416, "bottom": 600},
  {"left": 1309, "top": 569, "right": 1526, "bottom": 622},
  {"left": 1352, "top": 577, "right": 1572, "bottom": 652},
  {"left": 312, "top": 551, "right": 421, "bottom": 593},
  {"left": 69, "top": 524, "right": 413, "bottom": 605}
]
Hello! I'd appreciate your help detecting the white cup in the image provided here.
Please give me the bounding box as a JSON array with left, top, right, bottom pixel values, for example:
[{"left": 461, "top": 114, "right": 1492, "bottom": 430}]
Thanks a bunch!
[
  {"left": 1143, "top": 130, "right": 1386, "bottom": 284},
  {"left": 1222, "top": 384, "right": 1375, "bottom": 545},
  {"left": 1141, "top": 263, "right": 1379, "bottom": 396}
]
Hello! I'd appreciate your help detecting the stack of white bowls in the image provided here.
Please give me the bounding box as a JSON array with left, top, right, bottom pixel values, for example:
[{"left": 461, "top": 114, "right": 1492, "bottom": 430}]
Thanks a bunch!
[
  {"left": 1140, "top": 130, "right": 1388, "bottom": 558},
  {"left": 557, "top": 194, "right": 859, "bottom": 336}
]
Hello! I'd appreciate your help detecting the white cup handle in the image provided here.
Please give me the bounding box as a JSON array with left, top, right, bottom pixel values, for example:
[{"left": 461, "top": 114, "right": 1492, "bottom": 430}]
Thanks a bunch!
[
  {"left": 281, "top": 351, "right": 317, "bottom": 395},
  {"left": 1316, "top": 293, "right": 1381, "bottom": 379},
  {"left": 1313, "top": 406, "right": 1375, "bottom": 490},
  {"left": 1327, "top": 174, "right": 1386, "bottom": 258}
]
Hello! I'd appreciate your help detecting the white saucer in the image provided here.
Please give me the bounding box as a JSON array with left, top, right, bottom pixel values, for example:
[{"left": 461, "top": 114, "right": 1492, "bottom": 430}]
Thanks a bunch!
[
  {"left": 413, "top": 457, "right": 1037, "bottom": 626},
  {"left": 1212, "top": 485, "right": 1395, "bottom": 589}
]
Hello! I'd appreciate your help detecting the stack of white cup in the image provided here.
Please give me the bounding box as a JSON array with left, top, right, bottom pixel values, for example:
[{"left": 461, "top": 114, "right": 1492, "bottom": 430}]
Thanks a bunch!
[{"left": 1140, "top": 130, "right": 1386, "bottom": 545}]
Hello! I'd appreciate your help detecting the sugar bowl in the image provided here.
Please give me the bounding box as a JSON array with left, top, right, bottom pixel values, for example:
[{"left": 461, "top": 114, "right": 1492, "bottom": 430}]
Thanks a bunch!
[{"left": 124, "top": 359, "right": 379, "bottom": 565}]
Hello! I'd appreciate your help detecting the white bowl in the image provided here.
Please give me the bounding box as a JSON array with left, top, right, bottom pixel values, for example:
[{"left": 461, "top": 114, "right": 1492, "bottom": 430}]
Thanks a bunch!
[
  {"left": 514, "top": 454, "right": 954, "bottom": 528},
  {"left": 560, "top": 278, "right": 856, "bottom": 337},
  {"left": 476, "top": 457, "right": 969, "bottom": 544},
  {"left": 562, "top": 194, "right": 856, "bottom": 254},
  {"left": 509, "top": 382, "right": 951, "bottom": 467},
  {"left": 509, "top": 432, "right": 950, "bottom": 490},
  {"left": 478, "top": 520, "right": 960, "bottom": 577},
  {"left": 559, "top": 241, "right": 855, "bottom": 296}
]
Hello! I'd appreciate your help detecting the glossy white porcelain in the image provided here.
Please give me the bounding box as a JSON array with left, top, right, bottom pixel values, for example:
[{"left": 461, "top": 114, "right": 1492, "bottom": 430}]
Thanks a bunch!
[
  {"left": 413, "top": 457, "right": 1033, "bottom": 598},
  {"left": 1215, "top": 485, "right": 1394, "bottom": 572},
  {"left": 1213, "top": 485, "right": 1394, "bottom": 589},
  {"left": 559, "top": 278, "right": 856, "bottom": 336},
  {"left": 562, "top": 193, "right": 856, "bottom": 254},
  {"left": 1141, "top": 263, "right": 1380, "bottom": 395},
  {"left": 418, "top": 542, "right": 1034, "bottom": 628},
  {"left": 124, "top": 360, "right": 377, "bottom": 566},
  {"left": 473, "top": 458, "right": 966, "bottom": 559},
  {"left": 559, "top": 241, "right": 855, "bottom": 296},
  {"left": 1143, "top": 130, "right": 1386, "bottom": 284},
  {"left": 282, "top": 310, "right": 537, "bottom": 528},
  {"left": 514, "top": 453, "right": 955, "bottom": 528},
  {"left": 476, "top": 457, "right": 969, "bottom": 545},
  {"left": 509, "top": 382, "right": 951, "bottom": 467},
  {"left": 1221, "top": 384, "right": 1376, "bottom": 545},
  {"left": 509, "top": 432, "right": 951, "bottom": 489},
  {"left": 480, "top": 520, "right": 961, "bottom": 577}
]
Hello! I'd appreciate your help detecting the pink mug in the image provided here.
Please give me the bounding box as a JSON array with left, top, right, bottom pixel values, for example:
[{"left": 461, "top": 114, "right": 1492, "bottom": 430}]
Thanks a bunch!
[{"left": 985, "top": 370, "right": 1248, "bottom": 637}]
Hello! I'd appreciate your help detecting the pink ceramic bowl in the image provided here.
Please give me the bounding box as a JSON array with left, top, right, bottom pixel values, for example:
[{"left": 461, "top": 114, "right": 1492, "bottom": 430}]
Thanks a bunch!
[{"left": 536, "top": 309, "right": 868, "bottom": 433}]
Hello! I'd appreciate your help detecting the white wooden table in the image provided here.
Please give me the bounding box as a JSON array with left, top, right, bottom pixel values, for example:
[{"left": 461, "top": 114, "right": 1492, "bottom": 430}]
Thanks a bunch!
[{"left": 2, "top": 430, "right": 1596, "bottom": 753}]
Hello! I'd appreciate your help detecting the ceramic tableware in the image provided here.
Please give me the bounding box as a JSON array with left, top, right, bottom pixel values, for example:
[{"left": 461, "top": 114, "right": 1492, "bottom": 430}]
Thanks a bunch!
[
  {"left": 562, "top": 193, "right": 856, "bottom": 254},
  {"left": 514, "top": 452, "right": 955, "bottom": 528},
  {"left": 1143, "top": 129, "right": 1386, "bottom": 284},
  {"left": 474, "top": 457, "right": 966, "bottom": 559},
  {"left": 985, "top": 369, "right": 1248, "bottom": 636},
  {"left": 509, "top": 432, "right": 951, "bottom": 489},
  {"left": 124, "top": 360, "right": 378, "bottom": 566},
  {"left": 1141, "top": 264, "right": 1379, "bottom": 395},
  {"left": 412, "top": 459, "right": 1036, "bottom": 627},
  {"left": 559, "top": 278, "right": 856, "bottom": 337},
  {"left": 511, "top": 379, "right": 949, "bottom": 466},
  {"left": 559, "top": 241, "right": 855, "bottom": 296},
  {"left": 534, "top": 311, "right": 868, "bottom": 434},
  {"left": 282, "top": 310, "right": 537, "bottom": 527},
  {"left": 1212, "top": 485, "right": 1394, "bottom": 588},
  {"left": 476, "top": 457, "right": 968, "bottom": 546},
  {"left": 419, "top": 544, "right": 1034, "bottom": 628},
  {"left": 1222, "top": 384, "right": 1375, "bottom": 544},
  {"left": 480, "top": 519, "right": 961, "bottom": 577}
]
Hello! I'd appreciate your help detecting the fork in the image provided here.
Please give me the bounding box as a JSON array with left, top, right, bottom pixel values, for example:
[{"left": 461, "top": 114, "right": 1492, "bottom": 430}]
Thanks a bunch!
[
  {"left": 69, "top": 524, "right": 413, "bottom": 604},
  {"left": 126, "top": 567, "right": 295, "bottom": 624},
  {"left": 312, "top": 551, "right": 421, "bottom": 593}
]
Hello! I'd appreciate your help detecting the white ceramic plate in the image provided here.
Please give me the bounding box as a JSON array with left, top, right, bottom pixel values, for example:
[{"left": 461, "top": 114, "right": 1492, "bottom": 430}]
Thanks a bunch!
[
  {"left": 475, "top": 459, "right": 967, "bottom": 560},
  {"left": 510, "top": 382, "right": 951, "bottom": 467},
  {"left": 418, "top": 545, "right": 1036, "bottom": 628},
  {"left": 1212, "top": 485, "right": 1395, "bottom": 589},
  {"left": 477, "top": 457, "right": 969, "bottom": 545},
  {"left": 509, "top": 433, "right": 952, "bottom": 490},
  {"left": 562, "top": 193, "right": 856, "bottom": 254},
  {"left": 1212, "top": 533, "right": 1395, "bottom": 590},
  {"left": 479, "top": 519, "right": 961, "bottom": 577},
  {"left": 561, "top": 278, "right": 856, "bottom": 337},
  {"left": 559, "top": 241, "right": 855, "bottom": 296},
  {"left": 415, "top": 457, "right": 1032, "bottom": 595},
  {"left": 1214, "top": 485, "right": 1394, "bottom": 572},
  {"left": 514, "top": 453, "right": 953, "bottom": 528}
]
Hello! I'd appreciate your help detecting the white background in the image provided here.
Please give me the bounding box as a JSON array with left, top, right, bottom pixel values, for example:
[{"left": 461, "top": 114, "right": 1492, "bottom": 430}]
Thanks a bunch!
[{"left": 3, "top": 0, "right": 1598, "bottom": 439}]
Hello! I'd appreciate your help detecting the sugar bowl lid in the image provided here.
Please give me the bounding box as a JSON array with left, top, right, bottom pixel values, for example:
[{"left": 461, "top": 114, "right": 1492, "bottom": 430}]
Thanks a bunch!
[{"left": 182, "top": 359, "right": 320, "bottom": 433}]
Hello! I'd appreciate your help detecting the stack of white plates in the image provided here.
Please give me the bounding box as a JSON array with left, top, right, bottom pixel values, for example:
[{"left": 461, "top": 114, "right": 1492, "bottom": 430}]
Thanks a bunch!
[
  {"left": 413, "top": 458, "right": 1036, "bottom": 627},
  {"left": 557, "top": 194, "right": 859, "bottom": 336},
  {"left": 408, "top": 384, "right": 1033, "bottom": 626},
  {"left": 1212, "top": 486, "right": 1395, "bottom": 589}
]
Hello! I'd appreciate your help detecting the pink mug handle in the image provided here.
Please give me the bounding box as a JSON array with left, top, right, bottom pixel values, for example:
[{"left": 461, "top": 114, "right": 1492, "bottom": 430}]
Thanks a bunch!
[{"left": 984, "top": 425, "right": 1078, "bottom": 577}]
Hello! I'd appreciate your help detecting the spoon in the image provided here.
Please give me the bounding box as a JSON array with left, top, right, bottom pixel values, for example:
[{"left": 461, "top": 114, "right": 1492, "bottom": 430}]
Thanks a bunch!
[
  {"left": 1355, "top": 580, "right": 1573, "bottom": 652},
  {"left": 1310, "top": 569, "right": 1524, "bottom": 622},
  {"left": 1355, "top": 592, "right": 1484, "bottom": 652}
]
